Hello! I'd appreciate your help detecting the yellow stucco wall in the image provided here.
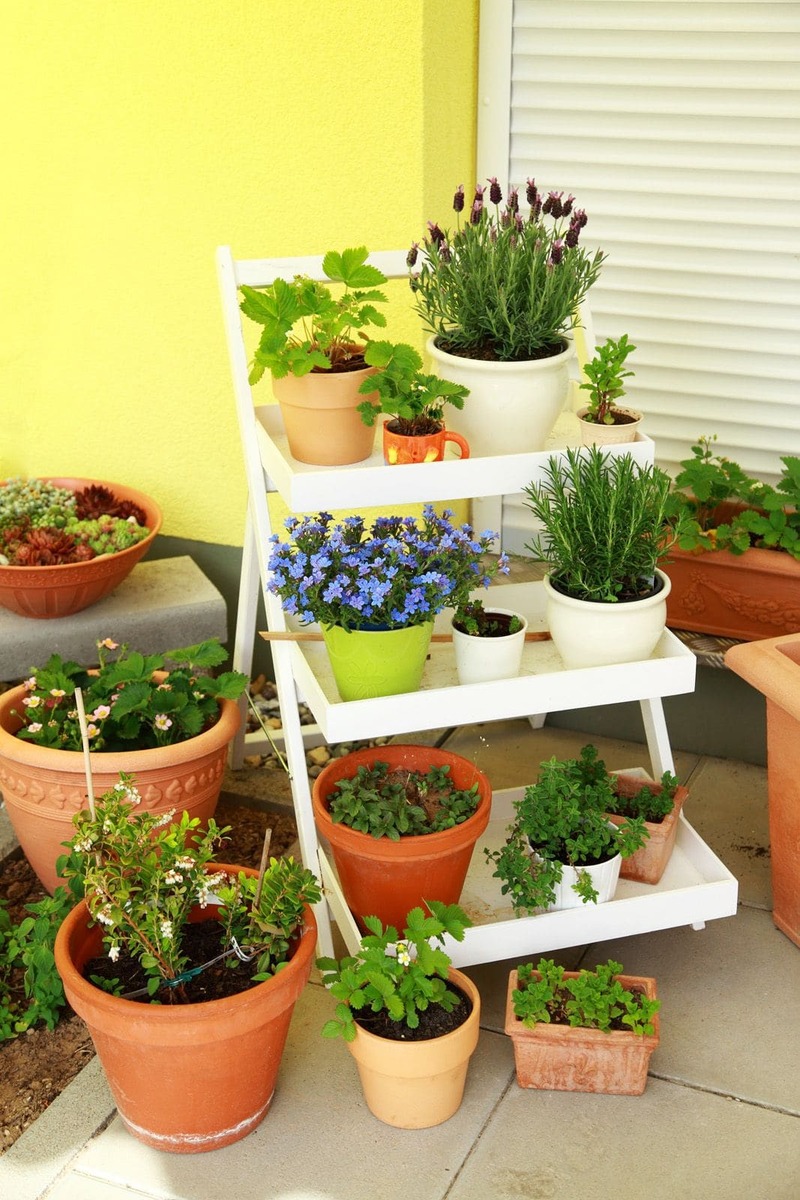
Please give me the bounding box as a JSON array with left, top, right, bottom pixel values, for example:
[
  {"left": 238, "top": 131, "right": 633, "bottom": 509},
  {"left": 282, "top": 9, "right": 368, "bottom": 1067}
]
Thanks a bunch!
[{"left": 1, "top": 1, "right": 478, "bottom": 545}]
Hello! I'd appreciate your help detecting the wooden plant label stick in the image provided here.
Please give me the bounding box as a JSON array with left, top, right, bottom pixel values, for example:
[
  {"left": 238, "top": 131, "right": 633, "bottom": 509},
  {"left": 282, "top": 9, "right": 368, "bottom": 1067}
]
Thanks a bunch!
[
  {"left": 253, "top": 827, "right": 273, "bottom": 913},
  {"left": 73, "top": 686, "right": 96, "bottom": 819}
]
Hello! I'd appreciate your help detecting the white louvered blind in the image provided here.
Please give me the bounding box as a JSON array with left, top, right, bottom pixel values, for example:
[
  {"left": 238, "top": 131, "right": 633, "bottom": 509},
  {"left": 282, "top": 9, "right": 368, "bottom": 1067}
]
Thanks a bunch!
[{"left": 478, "top": 0, "right": 800, "bottom": 482}]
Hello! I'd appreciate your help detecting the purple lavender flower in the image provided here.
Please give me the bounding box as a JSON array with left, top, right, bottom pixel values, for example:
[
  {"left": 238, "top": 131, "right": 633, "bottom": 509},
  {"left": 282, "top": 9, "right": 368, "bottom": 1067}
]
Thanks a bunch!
[
  {"left": 549, "top": 239, "right": 565, "bottom": 266},
  {"left": 406, "top": 242, "right": 419, "bottom": 268},
  {"left": 526, "top": 177, "right": 538, "bottom": 206},
  {"left": 488, "top": 176, "right": 503, "bottom": 205},
  {"left": 453, "top": 184, "right": 465, "bottom": 213},
  {"left": 427, "top": 221, "right": 445, "bottom": 247}
]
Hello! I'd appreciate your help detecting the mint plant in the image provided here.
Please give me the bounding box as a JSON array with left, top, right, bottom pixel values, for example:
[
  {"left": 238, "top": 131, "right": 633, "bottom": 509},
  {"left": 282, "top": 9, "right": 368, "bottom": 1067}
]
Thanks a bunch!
[
  {"left": 579, "top": 334, "right": 637, "bottom": 425},
  {"left": 240, "top": 246, "right": 388, "bottom": 381},
  {"left": 327, "top": 761, "right": 480, "bottom": 840},
  {"left": 569, "top": 743, "right": 677, "bottom": 823},
  {"left": 356, "top": 341, "right": 469, "bottom": 435},
  {"left": 317, "top": 901, "right": 471, "bottom": 1041},
  {"left": 452, "top": 600, "right": 523, "bottom": 638},
  {"left": 0, "top": 887, "right": 76, "bottom": 1040},
  {"left": 512, "top": 958, "right": 660, "bottom": 1036}
]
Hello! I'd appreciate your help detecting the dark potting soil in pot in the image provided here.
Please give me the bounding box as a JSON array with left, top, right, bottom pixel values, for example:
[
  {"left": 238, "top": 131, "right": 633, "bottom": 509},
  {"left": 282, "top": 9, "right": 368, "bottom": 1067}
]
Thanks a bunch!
[
  {"left": 354, "top": 981, "right": 473, "bottom": 1042},
  {"left": 549, "top": 573, "right": 665, "bottom": 605},
  {"left": 436, "top": 336, "right": 567, "bottom": 363},
  {"left": 452, "top": 611, "right": 520, "bottom": 638}
]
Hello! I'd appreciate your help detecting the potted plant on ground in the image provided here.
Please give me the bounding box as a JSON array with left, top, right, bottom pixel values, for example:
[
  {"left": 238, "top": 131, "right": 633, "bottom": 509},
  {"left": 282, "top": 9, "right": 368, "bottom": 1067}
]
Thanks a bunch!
[
  {"left": 505, "top": 957, "right": 660, "bottom": 1094},
  {"left": 523, "top": 446, "right": 684, "bottom": 668},
  {"left": 356, "top": 340, "right": 470, "bottom": 464},
  {"left": 566, "top": 743, "right": 688, "bottom": 885},
  {"left": 239, "top": 246, "right": 388, "bottom": 465},
  {"left": 55, "top": 774, "right": 321, "bottom": 1152},
  {"left": 409, "top": 176, "right": 605, "bottom": 455},
  {"left": 576, "top": 333, "right": 642, "bottom": 445},
  {"left": 0, "top": 476, "right": 161, "bottom": 619},
  {"left": 665, "top": 436, "right": 800, "bottom": 640},
  {"left": 312, "top": 743, "right": 491, "bottom": 931},
  {"left": 450, "top": 599, "right": 529, "bottom": 685},
  {"left": 266, "top": 505, "right": 508, "bottom": 700},
  {"left": 317, "top": 901, "right": 480, "bottom": 1128},
  {"left": 0, "top": 637, "right": 248, "bottom": 892},
  {"left": 485, "top": 752, "right": 648, "bottom": 911}
]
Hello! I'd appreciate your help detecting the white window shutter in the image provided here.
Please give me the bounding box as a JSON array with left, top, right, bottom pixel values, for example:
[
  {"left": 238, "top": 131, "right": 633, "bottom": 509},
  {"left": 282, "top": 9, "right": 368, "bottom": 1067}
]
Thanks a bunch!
[{"left": 477, "top": 0, "right": 800, "bottom": 482}]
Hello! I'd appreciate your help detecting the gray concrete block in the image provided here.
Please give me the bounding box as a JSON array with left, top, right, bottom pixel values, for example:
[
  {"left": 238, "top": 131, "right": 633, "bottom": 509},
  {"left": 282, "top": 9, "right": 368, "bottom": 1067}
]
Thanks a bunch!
[{"left": 0, "top": 557, "right": 228, "bottom": 679}]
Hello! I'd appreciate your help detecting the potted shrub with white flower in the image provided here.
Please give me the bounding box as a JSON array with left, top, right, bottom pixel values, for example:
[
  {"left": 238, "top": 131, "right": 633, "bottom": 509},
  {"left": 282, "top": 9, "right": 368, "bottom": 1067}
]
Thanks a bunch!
[
  {"left": 576, "top": 333, "right": 642, "bottom": 445},
  {"left": 409, "top": 176, "right": 605, "bottom": 455},
  {"left": 265, "top": 504, "right": 508, "bottom": 700},
  {"left": 317, "top": 901, "right": 480, "bottom": 1129},
  {"left": 55, "top": 774, "right": 321, "bottom": 1152},
  {"left": 239, "top": 246, "right": 389, "bottom": 465},
  {"left": 0, "top": 637, "right": 248, "bottom": 892},
  {"left": 356, "top": 340, "right": 470, "bottom": 464},
  {"left": 0, "top": 476, "right": 161, "bottom": 618}
]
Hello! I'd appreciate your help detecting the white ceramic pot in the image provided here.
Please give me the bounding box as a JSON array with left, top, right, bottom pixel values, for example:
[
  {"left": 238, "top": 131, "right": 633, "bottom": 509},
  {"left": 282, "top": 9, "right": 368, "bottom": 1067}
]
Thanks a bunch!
[
  {"left": 426, "top": 337, "right": 574, "bottom": 457},
  {"left": 451, "top": 608, "right": 528, "bottom": 685},
  {"left": 544, "top": 569, "right": 671, "bottom": 670},
  {"left": 576, "top": 406, "right": 642, "bottom": 447},
  {"left": 548, "top": 852, "right": 622, "bottom": 911}
]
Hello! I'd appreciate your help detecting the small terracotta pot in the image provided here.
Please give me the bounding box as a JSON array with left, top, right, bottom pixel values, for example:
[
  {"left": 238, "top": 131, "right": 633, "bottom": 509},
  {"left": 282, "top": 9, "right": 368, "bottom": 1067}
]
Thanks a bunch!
[
  {"left": 346, "top": 968, "right": 480, "bottom": 1127},
  {"left": 272, "top": 354, "right": 377, "bottom": 465},
  {"left": 606, "top": 774, "right": 689, "bottom": 885},
  {"left": 0, "top": 682, "right": 240, "bottom": 893},
  {"left": 55, "top": 867, "right": 316, "bottom": 1153},
  {"left": 381, "top": 422, "right": 470, "bottom": 465},
  {"left": 312, "top": 744, "right": 491, "bottom": 932},
  {"left": 505, "top": 969, "right": 660, "bottom": 1095},
  {"left": 0, "top": 477, "right": 162, "bottom": 619},
  {"left": 576, "top": 406, "right": 642, "bottom": 446}
]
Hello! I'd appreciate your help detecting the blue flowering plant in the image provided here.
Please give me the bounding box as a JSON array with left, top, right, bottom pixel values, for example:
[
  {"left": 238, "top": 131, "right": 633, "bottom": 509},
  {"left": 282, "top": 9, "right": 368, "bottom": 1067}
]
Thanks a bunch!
[{"left": 266, "top": 505, "right": 508, "bottom": 632}]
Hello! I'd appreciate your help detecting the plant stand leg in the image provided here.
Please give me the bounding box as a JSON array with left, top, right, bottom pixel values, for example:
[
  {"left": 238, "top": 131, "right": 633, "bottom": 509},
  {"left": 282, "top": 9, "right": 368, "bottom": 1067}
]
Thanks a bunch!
[
  {"left": 230, "top": 508, "right": 261, "bottom": 769},
  {"left": 639, "top": 697, "right": 675, "bottom": 778}
]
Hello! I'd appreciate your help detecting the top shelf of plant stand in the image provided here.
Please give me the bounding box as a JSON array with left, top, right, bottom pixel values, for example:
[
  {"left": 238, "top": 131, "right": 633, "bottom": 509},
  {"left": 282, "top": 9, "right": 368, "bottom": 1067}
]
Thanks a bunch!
[{"left": 254, "top": 405, "right": 656, "bottom": 511}]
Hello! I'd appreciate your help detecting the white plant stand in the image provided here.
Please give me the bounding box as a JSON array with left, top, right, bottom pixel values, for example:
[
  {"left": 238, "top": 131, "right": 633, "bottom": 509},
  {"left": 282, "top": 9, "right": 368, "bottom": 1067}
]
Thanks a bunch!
[{"left": 217, "top": 246, "right": 739, "bottom": 961}]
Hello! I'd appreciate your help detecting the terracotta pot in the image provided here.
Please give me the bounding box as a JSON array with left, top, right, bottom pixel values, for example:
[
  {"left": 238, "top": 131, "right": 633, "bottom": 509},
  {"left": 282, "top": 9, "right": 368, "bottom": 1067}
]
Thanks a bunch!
[
  {"left": 544, "top": 569, "right": 671, "bottom": 669},
  {"left": 607, "top": 774, "right": 689, "bottom": 885},
  {"left": 381, "top": 422, "right": 470, "bottom": 465},
  {"left": 427, "top": 336, "right": 573, "bottom": 456},
  {"left": 345, "top": 967, "right": 480, "bottom": 1128},
  {"left": 576, "top": 406, "right": 642, "bottom": 446},
  {"left": 55, "top": 867, "right": 316, "bottom": 1152},
  {"left": 272, "top": 355, "right": 377, "bottom": 465},
  {"left": 726, "top": 633, "right": 800, "bottom": 947},
  {"left": 504, "top": 969, "right": 660, "bottom": 1094},
  {"left": 0, "top": 682, "right": 240, "bottom": 893},
  {"left": 0, "top": 477, "right": 161, "bottom": 619},
  {"left": 312, "top": 744, "right": 492, "bottom": 932}
]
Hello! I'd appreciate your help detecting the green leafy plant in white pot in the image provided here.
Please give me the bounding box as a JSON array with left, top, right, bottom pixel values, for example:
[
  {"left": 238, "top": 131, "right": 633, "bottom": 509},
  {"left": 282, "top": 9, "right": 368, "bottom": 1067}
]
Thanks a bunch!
[
  {"left": 239, "top": 246, "right": 388, "bottom": 465},
  {"left": 410, "top": 177, "right": 605, "bottom": 455},
  {"left": 523, "top": 446, "right": 684, "bottom": 668},
  {"left": 576, "top": 333, "right": 641, "bottom": 446},
  {"left": 450, "top": 599, "right": 529, "bottom": 685}
]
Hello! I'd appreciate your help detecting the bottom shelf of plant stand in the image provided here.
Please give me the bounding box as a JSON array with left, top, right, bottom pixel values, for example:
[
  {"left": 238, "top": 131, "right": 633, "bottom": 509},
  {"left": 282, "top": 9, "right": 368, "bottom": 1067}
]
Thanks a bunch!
[{"left": 317, "top": 786, "right": 739, "bottom": 968}]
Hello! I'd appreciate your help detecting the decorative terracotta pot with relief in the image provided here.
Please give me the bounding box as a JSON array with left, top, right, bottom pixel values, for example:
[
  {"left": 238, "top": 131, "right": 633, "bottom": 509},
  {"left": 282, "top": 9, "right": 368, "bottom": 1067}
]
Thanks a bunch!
[{"left": 0, "top": 683, "right": 240, "bottom": 893}]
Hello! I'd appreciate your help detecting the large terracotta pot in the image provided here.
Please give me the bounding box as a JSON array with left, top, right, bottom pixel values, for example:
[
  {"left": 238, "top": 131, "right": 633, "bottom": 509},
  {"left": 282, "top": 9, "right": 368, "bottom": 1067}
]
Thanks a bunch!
[
  {"left": 55, "top": 868, "right": 316, "bottom": 1153},
  {"left": 607, "top": 773, "right": 689, "bottom": 885},
  {"left": 0, "top": 682, "right": 240, "bottom": 893},
  {"left": 312, "top": 744, "right": 491, "bottom": 932},
  {"left": 0, "top": 477, "right": 162, "bottom": 619},
  {"left": 504, "top": 969, "right": 660, "bottom": 1095},
  {"left": 345, "top": 967, "right": 480, "bottom": 1128},
  {"left": 426, "top": 335, "right": 573, "bottom": 457},
  {"left": 272, "top": 355, "right": 377, "bottom": 465},
  {"left": 544, "top": 569, "right": 671, "bottom": 670}
]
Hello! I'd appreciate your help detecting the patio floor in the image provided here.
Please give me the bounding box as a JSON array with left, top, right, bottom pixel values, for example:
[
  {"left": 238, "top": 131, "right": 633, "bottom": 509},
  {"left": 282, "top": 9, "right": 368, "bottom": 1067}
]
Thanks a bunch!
[{"left": 2, "top": 718, "right": 800, "bottom": 1200}]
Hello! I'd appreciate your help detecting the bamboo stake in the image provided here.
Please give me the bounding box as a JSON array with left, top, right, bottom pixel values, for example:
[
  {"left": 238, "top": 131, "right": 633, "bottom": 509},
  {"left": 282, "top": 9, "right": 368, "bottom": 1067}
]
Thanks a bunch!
[
  {"left": 73, "top": 686, "right": 96, "bottom": 819},
  {"left": 253, "top": 827, "right": 273, "bottom": 913},
  {"left": 260, "top": 629, "right": 551, "bottom": 644}
]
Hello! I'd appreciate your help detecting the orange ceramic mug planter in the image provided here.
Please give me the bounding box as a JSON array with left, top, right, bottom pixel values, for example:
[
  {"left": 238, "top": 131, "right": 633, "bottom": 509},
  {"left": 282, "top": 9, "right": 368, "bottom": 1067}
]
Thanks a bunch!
[{"left": 381, "top": 422, "right": 470, "bottom": 465}]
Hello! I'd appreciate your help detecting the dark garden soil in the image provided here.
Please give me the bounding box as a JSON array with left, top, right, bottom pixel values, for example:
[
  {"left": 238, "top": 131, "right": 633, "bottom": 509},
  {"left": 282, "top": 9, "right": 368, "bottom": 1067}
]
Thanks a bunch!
[
  {"left": 0, "top": 796, "right": 298, "bottom": 1152},
  {"left": 355, "top": 981, "right": 473, "bottom": 1041}
]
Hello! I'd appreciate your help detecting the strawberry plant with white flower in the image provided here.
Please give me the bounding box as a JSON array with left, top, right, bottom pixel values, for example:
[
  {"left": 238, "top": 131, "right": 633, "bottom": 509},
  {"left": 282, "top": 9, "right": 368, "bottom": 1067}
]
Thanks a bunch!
[{"left": 12, "top": 637, "right": 247, "bottom": 752}]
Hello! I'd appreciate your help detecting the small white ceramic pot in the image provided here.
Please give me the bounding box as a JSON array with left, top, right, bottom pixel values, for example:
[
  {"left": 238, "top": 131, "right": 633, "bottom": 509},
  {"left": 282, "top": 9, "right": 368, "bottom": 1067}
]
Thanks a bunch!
[{"left": 451, "top": 608, "right": 528, "bottom": 685}]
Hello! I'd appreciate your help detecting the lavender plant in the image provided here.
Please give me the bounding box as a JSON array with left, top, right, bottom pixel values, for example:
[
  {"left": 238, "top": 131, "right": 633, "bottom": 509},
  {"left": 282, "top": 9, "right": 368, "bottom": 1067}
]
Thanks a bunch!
[
  {"left": 409, "top": 177, "right": 605, "bottom": 361},
  {"left": 266, "top": 505, "right": 507, "bottom": 632}
]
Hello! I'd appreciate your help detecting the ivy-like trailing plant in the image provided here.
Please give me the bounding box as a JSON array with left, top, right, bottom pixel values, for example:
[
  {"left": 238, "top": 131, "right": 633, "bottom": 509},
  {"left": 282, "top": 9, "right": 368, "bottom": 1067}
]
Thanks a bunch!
[
  {"left": 61, "top": 775, "right": 321, "bottom": 1001},
  {"left": 239, "top": 246, "right": 389, "bottom": 381},
  {"left": 317, "top": 901, "right": 471, "bottom": 1041},
  {"left": 13, "top": 637, "right": 248, "bottom": 753},
  {"left": 579, "top": 334, "right": 637, "bottom": 425},
  {"left": 326, "top": 761, "right": 481, "bottom": 840},
  {"left": 512, "top": 958, "right": 660, "bottom": 1036},
  {"left": 485, "top": 751, "right": 648, "bottom": 910},
  {"left": 666, "top": 435, "right": 800, "bottom": 560},
  {"left": 0, "top": 887, "right": 77, "bottom": 1040}
]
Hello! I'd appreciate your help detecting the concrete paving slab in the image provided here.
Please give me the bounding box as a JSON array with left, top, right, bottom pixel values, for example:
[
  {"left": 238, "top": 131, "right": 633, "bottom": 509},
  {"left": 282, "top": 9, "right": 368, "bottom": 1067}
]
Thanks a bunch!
[
  {"left": 582, "top": 905, "right": 800, "bottom": 1114},
  {"left": 679, "top": 755, "right": 771, "bottom": 909},
  {"left": 447, "top": 1075, "right": 800, "bottom": 1200},
  {"left": 59, "top": 983, "right": 515, "bottom": 1200}
]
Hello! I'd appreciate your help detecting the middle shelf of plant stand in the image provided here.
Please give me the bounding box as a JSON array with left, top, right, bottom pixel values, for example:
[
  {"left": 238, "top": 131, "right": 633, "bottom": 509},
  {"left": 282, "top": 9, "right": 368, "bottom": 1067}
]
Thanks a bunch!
[{"left": 318, "top": 785, "right": 739, "bottom": 969}]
